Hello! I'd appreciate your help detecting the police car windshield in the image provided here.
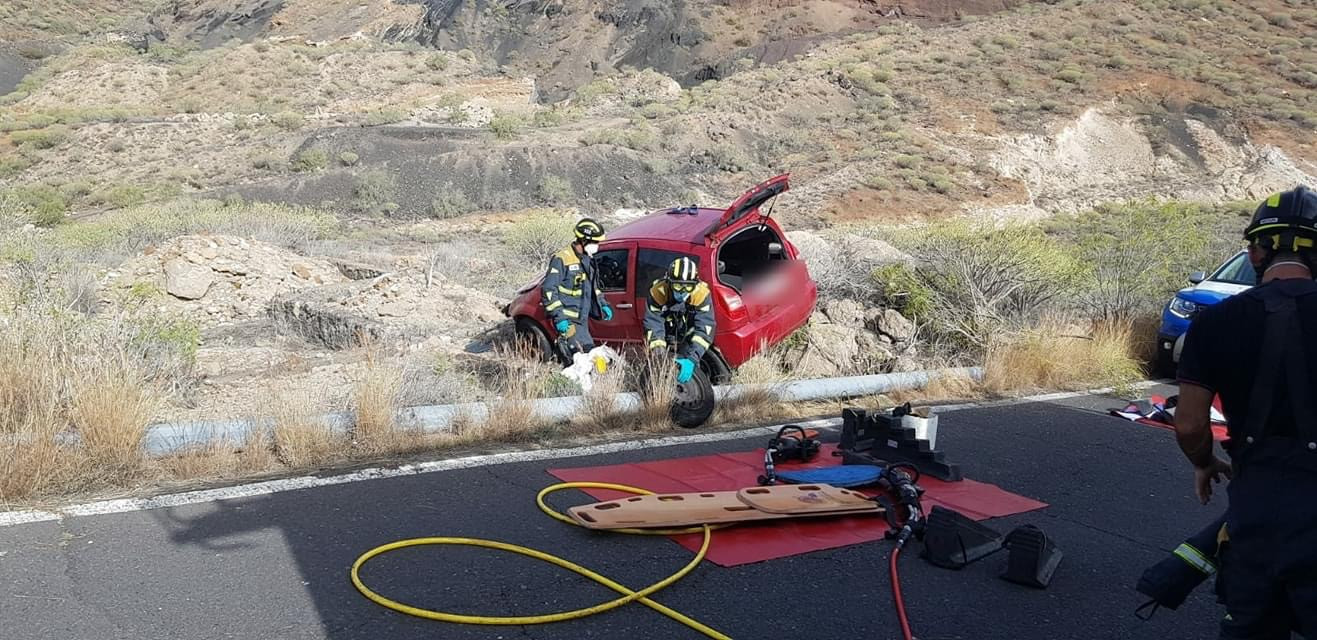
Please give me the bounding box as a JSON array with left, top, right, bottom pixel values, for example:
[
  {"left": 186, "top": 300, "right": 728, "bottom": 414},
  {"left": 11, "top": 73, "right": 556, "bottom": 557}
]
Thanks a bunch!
[{"left": 1211, "top": 252, "right": 1256, "bottom": 286}]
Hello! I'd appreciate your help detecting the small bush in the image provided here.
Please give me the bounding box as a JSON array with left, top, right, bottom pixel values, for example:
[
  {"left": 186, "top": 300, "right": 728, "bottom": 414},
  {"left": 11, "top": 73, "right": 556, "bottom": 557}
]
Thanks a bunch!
[
  {"left": 271, "top": 111, "right": 305, "bottom": 131},
  {"left": 1268, "top": 13, "right": 1295, "bottom": 27},
  {"left": 7, "top": 185, "right": 69, "bottom": 226},
  {"left": 251, "top": 153, "right": 283, "bottom": 171},
  {"left": 0, "top": 156, "right": 31, "bottom": 177},
  {"left": 353, "top": 170, "right": 396, "bottom": 213},
  {"left": 536, "top": 176, "right": 573, "bottom": 205},
  {"left": 338, "top": 151, "right": 360, "bottom": 167},
  {"left": 10, "top": 125, "right": 70, "bottom": 150},
  {"left": 503, "top": 211, "right": 575, "bottom": 265},
  {"left": 489, "top": 112, "right": 523, "bottom": 140},
  {"left": 366, "top": 109, "right": 406, "bottom": 126},
  {"left": 90, "top": 185, "right": 147, "bottom": 209},
  {"left": 1054, "top": 67, "right": 1085, "bottom": 84},
  {"left": 425, "top": 53, "right": 450, "bottom": 71},
  {"left": 893, "top": 155, "right": 921, "bottom": 169},
  {"left": 705, "top": 144, "right": 752, "bottom": 173},
  {"left": 107, "top": 138, "right": 127, "bottom": 153},
  {"left": 523, "top": 108, "right": 558, "bottom": 129},
  {"left": 292, "top": 149, "right": 330, "bottom": 172},
  {"left": 864, "top": 175, "right": 895, "bottom": 191},
  {"left": 430, "top": 186, "right": 473, "bottom": 219}
]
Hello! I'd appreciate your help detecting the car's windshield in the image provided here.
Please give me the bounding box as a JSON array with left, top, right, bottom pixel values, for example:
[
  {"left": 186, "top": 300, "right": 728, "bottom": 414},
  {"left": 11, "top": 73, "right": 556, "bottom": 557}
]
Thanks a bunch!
[{"left": 1211, "top": 252, "right": 1256, "bottom": 285}]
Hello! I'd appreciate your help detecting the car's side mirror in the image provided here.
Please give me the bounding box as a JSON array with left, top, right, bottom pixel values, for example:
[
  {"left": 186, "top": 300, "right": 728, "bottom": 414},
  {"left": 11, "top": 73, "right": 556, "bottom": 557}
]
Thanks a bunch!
[{"left": 1188, "top": 271, "right": 1206, "bottom": 284}]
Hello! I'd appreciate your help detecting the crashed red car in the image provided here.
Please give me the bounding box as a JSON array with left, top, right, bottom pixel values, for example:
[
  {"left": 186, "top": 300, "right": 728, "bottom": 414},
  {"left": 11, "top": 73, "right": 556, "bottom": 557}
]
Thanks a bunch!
[{"left": 504, "top": 174, "right": 818, "bottom": 382}]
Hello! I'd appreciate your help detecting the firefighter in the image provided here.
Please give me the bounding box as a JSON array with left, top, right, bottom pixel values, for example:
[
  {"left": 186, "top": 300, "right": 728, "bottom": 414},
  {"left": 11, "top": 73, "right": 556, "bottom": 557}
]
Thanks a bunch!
[
  {"left": 644, "top": 256, "right": 716, "bottom": 384},
  {"left": 541, "top": 218, "right": 613, "bottom": 359},
  {"left": 1175, "top": 185, "right": 1317, "bottom": 639}
]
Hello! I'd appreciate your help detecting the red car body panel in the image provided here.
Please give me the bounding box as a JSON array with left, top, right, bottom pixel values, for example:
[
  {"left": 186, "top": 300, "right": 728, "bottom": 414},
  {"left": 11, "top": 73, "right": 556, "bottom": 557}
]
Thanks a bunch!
[{"left": 505, "top": 174, "right": 818, "bottom": 371}]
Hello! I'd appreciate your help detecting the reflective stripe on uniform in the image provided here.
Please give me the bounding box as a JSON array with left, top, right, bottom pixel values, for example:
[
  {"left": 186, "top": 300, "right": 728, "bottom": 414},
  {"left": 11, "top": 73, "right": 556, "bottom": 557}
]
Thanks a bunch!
[
  {"left": 558, "top": 286, "right": 583, "bottom": 296},
  {"left": 1173, "top": 543, "right": 1217, "bottom": 575},
  {"left": 545, "top": 300, "right": 564, "bottom": 311},
  {"left": 691, "top": 335, "right": 712, "bottom": 349},
  {"left": 649, "top": 339, "right": 667, "bottom": 349},
  {"left": 562, "top": 309, "right": 580, "bottom": 319}
]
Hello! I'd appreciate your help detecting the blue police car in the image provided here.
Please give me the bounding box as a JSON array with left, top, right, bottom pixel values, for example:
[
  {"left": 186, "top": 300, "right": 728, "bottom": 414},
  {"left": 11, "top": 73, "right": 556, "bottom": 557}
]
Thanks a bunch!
[{"left": 1156, "top": 250, "right": 1257, "bottom": 375}]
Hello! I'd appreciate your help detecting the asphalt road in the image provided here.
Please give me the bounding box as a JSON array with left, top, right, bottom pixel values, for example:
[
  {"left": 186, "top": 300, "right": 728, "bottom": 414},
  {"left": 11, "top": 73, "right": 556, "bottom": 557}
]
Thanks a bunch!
[{"left": 0, "top": 392, "right": 1225, "bottom": 640}]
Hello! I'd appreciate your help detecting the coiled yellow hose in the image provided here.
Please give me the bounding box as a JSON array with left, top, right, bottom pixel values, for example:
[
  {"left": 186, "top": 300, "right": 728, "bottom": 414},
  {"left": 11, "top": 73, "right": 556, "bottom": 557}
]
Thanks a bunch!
[{"left": 350, "top": 481, "right": 733, "bottom": 639}]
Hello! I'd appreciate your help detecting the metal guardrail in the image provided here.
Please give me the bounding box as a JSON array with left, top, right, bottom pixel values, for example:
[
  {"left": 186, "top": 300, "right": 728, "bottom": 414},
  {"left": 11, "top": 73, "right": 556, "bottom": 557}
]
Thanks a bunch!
[{"left": 142, "top": 367, "right": 984, "bottom": 455}]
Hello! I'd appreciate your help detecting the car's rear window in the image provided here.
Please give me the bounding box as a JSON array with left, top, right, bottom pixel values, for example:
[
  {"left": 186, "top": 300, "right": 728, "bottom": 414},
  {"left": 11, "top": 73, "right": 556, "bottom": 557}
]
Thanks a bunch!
[{"left": 1212, "top": 252, "right": 1256, "bottom": 285}]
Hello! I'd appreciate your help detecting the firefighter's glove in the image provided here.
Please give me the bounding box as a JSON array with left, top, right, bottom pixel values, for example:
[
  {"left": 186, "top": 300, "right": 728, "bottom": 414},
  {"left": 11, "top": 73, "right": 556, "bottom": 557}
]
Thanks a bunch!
[
  {"left": 555, "top": 319, "right": 573, "bottom": 336},
  {"left": 675, "top": 357, "right": 696, "bottom": 384},
  {"left": 601, "top": 304, "right": 614, "bottom": 321}
]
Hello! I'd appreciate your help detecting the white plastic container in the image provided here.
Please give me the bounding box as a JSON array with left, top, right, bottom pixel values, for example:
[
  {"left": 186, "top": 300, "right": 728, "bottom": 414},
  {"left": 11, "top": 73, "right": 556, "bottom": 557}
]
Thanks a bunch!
[{"left": 901, "top": 412, "right": 938, "bottom": 450}]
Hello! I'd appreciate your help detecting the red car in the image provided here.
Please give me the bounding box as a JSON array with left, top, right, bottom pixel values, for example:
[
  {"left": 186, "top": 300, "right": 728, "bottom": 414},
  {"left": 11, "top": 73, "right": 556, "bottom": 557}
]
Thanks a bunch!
[{"left": 504, "top": 174, "right": 818, "bottom": 382}]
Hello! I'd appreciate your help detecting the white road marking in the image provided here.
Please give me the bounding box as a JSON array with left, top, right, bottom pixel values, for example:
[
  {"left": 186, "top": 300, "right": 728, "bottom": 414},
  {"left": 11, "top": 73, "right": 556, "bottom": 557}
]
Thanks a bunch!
[{"left": 0, "top": 383, "right": 1169, "bottom": 528}]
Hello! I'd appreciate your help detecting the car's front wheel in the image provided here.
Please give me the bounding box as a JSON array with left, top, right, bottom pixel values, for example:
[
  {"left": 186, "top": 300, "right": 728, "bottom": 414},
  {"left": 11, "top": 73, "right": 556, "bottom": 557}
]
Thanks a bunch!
[{"left": 514, "top": 318, "right": 557, "bottom": 363}]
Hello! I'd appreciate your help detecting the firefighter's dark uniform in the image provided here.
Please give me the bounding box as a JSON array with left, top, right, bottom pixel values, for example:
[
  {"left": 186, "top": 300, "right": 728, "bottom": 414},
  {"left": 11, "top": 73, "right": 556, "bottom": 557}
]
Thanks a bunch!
[
  {"left": 1179, "top": 277, "right": 1317, "bottom": 639},
  {"left": 644, "top": 280, "right": 716, "bottom": 361},
  {"left": 542, "top": 247, "right": 606, "bottom": 355}
]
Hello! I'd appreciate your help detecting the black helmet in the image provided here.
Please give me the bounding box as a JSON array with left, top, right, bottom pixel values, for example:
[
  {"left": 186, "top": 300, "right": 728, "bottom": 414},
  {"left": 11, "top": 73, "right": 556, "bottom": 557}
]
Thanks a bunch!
[
  {"left": 1244, "top": 185, "right": 1317, "bottom": 252},
  {"left": 667, "top": 256, "right": 699, "bottom": 285},
  {"left": 573, "top": 218, "right": 606, "bottom": 244}
]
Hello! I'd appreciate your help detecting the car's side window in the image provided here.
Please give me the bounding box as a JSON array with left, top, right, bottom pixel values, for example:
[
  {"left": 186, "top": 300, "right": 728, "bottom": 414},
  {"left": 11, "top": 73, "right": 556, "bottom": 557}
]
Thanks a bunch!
[
  {"left": 637, "top": 250, "right": 699, "bottom": 292},
  {"left": 594, "top": 249, "right": 630, "bottom": 292}
]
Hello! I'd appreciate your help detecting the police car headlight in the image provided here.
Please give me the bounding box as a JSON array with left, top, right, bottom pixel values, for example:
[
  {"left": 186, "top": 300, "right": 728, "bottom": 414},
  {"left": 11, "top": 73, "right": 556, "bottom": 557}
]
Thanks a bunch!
[{"left": 1168, "top": 296, "right": 1200, "bottom": 319}]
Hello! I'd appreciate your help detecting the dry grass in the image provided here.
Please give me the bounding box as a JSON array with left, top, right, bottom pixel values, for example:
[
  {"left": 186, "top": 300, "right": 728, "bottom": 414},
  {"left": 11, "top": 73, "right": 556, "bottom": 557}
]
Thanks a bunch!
[
  {"left": 983, "top": 318, "right": 1143, "bottom": 394},
  {"left": 272, "top": 393, "right": 345, "bottom": 468},
  {"left": 350, "top": 354, "right": 405, "bottom": 453}
]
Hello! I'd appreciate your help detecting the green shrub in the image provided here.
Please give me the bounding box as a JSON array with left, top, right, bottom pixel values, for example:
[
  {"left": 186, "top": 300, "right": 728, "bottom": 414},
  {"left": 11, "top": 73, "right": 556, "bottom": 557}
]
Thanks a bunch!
[
  {"left": 7, "top": 185, "right": 69, "bottom": 227},
  {"left": 536, "top": 176, "right": 573, "bottom": 205},
  {"left": 706, "top": 144, "right": 752, "bottom": 173},
  {"left": 893, "top": 155, "right": 921, "bottom": 169},
  {"left": 502, "top": 212, "right": 575, "bottom": 265},
  {"left": 292, "top": 149, "right": 330, "bottom": 172},
  {"left": 430, "top": 186, "right": 473, "bottom": 219},
  {"left": 1054, "top": 67, "right": 1085, "bottom": 84},
  {"left": 366, "top": 109, "right": 406, "bottom": 126},
  {"left": 11, "top": 125, "right": 70, "bottom": 150},
  {"left": 886, "top": 220, "right": 1082, "bottom": 350},
  {"left": 90, "top": 185, "right": 147, "bottom": 209},
  {"left": 863, "top": 175, "right": 895, "bottom": 191},
  {"left": 0, "top": 114, "right": 58, "bottom": 132},
  {"left": 873, "top": 264, "right": 933, "bottom": 320},
  {"left": 251, "top": 153, "right": 283, "bottom": 171},
  {"left": 534, "top": 109, "right": 567, "bottom": 127},
  {"left": 271, "top": 111, "right": 305, "bottom": 131},
  {"left": 489, "top": 112, "right": 523, "bottom": 140},
  {"left": 574, "top": 79, "right": 618, "bottom": 105},
  {"left": 338, "top": 151, "right": 360, "bottom": 167},
  {"left": 425, "top": 53, "right": 450, "bottom": 71},
  {"left": 0, "top": 156, "right": 31, "bottom": 177},
  {"left": 353, "top": 170, "right": 396, "bottom": 213}
]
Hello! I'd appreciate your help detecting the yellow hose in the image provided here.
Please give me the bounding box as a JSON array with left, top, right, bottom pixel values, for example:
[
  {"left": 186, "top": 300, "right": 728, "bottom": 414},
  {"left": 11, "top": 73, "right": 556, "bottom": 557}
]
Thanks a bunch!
[{"left": 350, "top": 481, "right": 733, "bottom": 639}]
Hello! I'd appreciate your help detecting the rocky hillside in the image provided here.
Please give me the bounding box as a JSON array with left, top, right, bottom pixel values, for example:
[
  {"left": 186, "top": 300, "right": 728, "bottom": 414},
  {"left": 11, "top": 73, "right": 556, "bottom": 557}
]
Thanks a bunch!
[{"left": 0, "top": 0, "right": 1314, "bottom": 419}]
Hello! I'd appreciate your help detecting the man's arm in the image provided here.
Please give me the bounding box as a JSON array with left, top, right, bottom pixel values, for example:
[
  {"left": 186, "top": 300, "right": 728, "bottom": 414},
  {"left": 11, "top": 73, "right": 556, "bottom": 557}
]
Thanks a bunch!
[
  {"left": 643, "top": 282, "right": 667, "bottom": 350},
  {"left": 1174, "top": 382, "right": 1217, "bottom": 469},
  {"left": 1174, "top": 313, "right": 1232, "bottom": 504},
  {"left": 542, "top": 255, "right": 567, "bottom": 325},
  {"left": 681, "top": 286, "right": 716, "bottom": 360}
]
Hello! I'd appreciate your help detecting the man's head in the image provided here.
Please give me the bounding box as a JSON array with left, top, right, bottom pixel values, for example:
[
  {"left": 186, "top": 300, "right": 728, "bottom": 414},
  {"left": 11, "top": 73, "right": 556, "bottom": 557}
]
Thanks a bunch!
[
  {"left": 666, "top": 256, "right": 700, "bottom": 303},
  {"left": 1244, "top": 185, "right": 1317, "bottom": 281},
  {"left": 573, "top": 218, "right": 606, "bottom": 256}
]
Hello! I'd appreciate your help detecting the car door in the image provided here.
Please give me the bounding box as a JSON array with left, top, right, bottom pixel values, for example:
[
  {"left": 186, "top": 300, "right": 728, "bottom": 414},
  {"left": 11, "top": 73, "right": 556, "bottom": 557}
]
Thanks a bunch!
[{"left": 588, "top": 243, "right": 639, "bottom": 346}]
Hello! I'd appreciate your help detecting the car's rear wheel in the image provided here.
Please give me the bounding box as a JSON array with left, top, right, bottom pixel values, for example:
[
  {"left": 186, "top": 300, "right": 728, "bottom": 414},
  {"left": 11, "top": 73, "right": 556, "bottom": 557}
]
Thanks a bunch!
[{"left": 671, "top": 368, "right": 715, "bottom": 429}]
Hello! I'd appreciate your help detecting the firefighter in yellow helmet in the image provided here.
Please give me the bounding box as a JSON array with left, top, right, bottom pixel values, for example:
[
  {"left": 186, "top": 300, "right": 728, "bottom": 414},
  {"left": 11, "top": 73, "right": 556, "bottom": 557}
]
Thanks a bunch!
[
  {"left": 541, "top": 218, "right": 613, "bottom": 359},
  {"left": 644, "top": 256, "right": 716, "bottom": 383}
]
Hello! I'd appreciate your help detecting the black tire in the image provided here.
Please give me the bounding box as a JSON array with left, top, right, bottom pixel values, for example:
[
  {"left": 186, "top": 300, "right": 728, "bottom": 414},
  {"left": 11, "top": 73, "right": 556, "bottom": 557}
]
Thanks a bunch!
[
  {"left": 670, "top": 368, "right": 715, "bottom": 429},
  {"left": 514, "top": 318, "right": 557, "bottom": 363},
  {"left": 700, "top": 350, "right": 733, "bottom": 385}
]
